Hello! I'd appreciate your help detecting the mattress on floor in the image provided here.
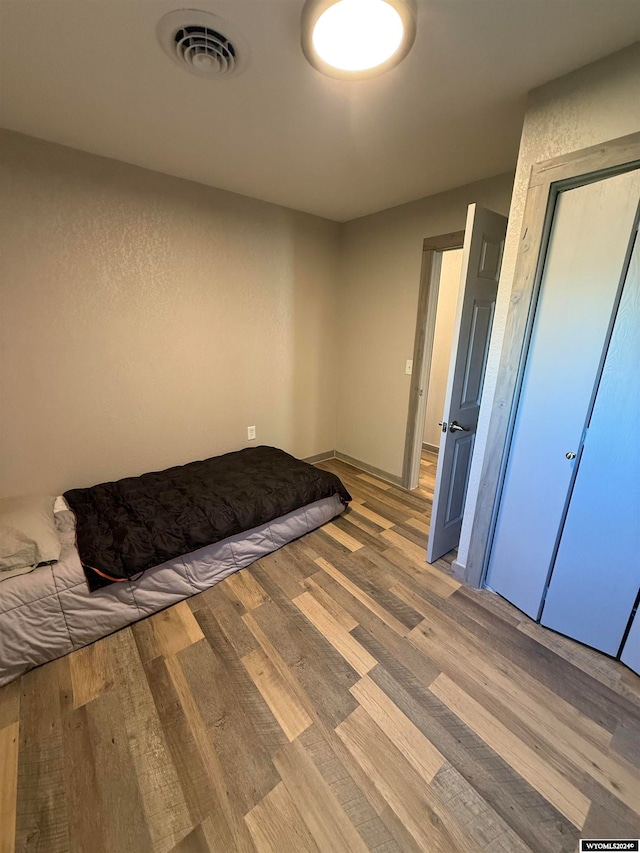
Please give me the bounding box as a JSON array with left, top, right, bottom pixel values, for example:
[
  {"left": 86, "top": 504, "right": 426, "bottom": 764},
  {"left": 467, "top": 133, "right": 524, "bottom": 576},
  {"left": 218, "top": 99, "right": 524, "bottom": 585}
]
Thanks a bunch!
[
  {"left": 64, "top": 445, "right": 351, "bottom": 589},
  {"left": 0, "top": 493, "right": 344, "bottom": 687}
]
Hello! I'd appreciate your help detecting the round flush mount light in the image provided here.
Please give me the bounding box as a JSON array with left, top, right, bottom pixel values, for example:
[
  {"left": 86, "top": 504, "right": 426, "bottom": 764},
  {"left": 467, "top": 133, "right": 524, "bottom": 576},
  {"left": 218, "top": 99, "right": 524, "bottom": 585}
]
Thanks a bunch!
[{"left": 301, "top": 0, "right": 416, "bottom": 80}]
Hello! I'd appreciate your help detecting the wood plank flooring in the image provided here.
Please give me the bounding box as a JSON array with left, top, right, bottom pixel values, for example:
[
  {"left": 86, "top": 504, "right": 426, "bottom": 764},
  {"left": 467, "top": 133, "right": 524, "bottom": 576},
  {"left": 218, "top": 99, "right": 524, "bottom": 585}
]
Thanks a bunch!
[{"left": 1, "top": 450, "right": 640, "bottom": 852}]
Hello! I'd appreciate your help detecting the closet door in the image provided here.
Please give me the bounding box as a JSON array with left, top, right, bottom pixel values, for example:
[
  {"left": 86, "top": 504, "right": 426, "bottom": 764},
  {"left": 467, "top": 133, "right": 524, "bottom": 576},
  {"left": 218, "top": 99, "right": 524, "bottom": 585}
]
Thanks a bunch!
[
  {"left": 487, "top": 169, "right": 640, "bottom": 619},
  {"left": 540, "top": 224, "right": 639, "bottom": 655},
  {"left": 621, "top": 608, "right": 640, "bottom": 676}
]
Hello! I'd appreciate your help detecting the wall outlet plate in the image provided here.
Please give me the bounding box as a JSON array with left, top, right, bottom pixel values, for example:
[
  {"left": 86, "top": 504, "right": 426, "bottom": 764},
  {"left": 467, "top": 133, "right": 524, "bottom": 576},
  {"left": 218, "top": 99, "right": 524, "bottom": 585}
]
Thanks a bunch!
[{"left": 247, "top": 426, "right": 256, "bottom": 440}]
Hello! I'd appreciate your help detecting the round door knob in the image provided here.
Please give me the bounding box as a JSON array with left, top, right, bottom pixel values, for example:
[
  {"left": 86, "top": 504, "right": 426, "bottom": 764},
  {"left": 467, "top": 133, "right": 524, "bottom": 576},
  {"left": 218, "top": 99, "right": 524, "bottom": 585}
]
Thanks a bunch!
[{"left": 565, "top": 451, "right": 576, "bottom": 460}]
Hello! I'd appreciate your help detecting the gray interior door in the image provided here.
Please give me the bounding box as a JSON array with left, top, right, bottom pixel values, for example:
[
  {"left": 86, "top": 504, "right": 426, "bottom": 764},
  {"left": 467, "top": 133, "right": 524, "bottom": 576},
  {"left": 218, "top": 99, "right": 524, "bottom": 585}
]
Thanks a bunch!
[
  {"left": 427, "top": 204, "right": 507, "bottom": 563},
  {"left": 540, "top": 221, "right": 639, "bottom": 655},
  {"left": 486, "top": 168, "right": 640, "bottom": 620}
]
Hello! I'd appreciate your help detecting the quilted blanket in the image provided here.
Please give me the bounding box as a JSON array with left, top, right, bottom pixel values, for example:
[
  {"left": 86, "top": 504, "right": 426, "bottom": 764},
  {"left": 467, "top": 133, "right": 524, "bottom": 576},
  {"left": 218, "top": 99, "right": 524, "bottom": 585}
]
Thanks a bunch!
[{"left": 64, "top": 446, "right": 351, "bottom": 590}]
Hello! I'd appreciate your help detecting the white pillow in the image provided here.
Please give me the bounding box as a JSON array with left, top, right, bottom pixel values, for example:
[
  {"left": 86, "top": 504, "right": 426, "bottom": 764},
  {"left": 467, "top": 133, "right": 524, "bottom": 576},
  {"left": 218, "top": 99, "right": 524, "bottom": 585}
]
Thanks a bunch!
[
  {"left": 0, "top": 495, "right": 61, "bottom": 578},
  {"left": 54, "top": 495, "right": 70, "bottom": 513},
  {"left": 53, "top": 494, "right": 76, "bottom": 547}
]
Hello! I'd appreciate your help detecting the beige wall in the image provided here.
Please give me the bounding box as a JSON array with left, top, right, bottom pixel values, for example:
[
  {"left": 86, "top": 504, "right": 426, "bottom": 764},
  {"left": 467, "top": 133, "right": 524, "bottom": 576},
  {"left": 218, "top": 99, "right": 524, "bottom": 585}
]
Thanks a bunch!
[
  {"left": 4, "top": 47, "right": 636, "bottom": 511},
  {"left": 423, "top": 249, "right": 463, "bottom": 449},
  {"left": 336, "top": 172, "right": 514, "bottom": 478},
  {"left": 457, "top": 43, "right": 640, "bottom": 571},
  {"left": 0, "top": 130, "right": 340, "bottom": 496}
]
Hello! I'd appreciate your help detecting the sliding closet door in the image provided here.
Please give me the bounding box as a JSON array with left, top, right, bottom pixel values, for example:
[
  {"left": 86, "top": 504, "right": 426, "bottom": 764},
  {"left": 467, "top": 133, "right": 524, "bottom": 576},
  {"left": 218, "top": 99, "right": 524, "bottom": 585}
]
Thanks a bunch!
[
  {"left": 540, "top": 225, "right": 639, "bottom": 655},
  {"left": 621, "top": 609, "right": 640, "bottom": 676},
  {"left": 487, "top": 169, "right": 640, "bottom": 619}
]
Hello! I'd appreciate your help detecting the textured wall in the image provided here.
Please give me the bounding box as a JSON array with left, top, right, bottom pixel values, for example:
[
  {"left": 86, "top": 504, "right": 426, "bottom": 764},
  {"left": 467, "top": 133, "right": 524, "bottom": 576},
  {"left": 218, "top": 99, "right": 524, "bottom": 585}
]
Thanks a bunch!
[
  {"left": 457, "top": 43, "right": 640, "bottom": 570},
  {"left": 337, "top": 173, "right": 514, "bottom": 478},
  {"left": 423, "top": 249, "right": 463, "bottom": 448},
  {"left": 0, "top": 131, "right": 340, "bottom": 496}
]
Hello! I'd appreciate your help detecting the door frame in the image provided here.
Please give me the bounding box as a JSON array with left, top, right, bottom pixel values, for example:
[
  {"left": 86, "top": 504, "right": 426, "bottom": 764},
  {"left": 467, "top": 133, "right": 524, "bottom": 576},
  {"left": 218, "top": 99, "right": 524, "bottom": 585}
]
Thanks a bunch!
[
  {"left": 402, "top": 231, "right": 465, "bottom": 489},
  {"left": 462, "top": 131, "right": 640, "bottom": 589}
]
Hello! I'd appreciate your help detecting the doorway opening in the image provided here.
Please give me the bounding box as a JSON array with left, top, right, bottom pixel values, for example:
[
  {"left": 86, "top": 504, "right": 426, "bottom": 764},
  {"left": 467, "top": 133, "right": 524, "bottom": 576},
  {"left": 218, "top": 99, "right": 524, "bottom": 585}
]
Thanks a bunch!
[
  {"left": 403, "top": 207, "right": 507, "bottom": 566},
  {"left": 402, "top": 230, "right": 465, "bottom": 494},
  {"left": 421, "top": 248, "right": 464, "bottom": 456},
  {"left": 414, "top": 248, "right": 464, "bottom": 512}
]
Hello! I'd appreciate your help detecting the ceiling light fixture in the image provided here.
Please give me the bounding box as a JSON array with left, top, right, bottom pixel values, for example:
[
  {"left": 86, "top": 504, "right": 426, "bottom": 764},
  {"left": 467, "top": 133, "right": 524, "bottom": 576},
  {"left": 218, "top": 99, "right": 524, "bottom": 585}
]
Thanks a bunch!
[{"left": 301, "top": 0, "right": 416, "bottom": 80}]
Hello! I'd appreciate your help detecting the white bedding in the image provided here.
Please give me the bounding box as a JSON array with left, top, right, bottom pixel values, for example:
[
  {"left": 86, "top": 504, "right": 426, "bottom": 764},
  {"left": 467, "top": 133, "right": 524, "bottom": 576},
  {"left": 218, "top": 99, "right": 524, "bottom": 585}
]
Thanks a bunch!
[{"left": 0, "top": 493, "right": 344, "bottom": 687}]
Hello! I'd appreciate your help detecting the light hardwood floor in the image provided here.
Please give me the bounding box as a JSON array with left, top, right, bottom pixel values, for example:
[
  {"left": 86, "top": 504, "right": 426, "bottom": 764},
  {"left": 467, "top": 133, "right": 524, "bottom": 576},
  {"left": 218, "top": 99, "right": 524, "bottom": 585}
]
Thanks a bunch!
[{"left": 1, "top": 453, "right": 639, "bottom": 852}]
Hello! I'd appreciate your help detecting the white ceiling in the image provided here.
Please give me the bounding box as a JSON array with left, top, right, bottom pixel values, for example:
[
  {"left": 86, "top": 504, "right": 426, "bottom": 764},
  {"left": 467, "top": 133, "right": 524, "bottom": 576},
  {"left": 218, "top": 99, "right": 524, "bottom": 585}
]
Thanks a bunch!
[{"left": 1, "top": 0, "right": 638, "bottom": 221}]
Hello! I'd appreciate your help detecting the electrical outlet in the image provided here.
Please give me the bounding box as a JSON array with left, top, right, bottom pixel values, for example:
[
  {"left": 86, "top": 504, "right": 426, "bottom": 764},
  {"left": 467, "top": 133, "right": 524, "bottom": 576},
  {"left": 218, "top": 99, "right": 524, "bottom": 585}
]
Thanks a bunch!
[
  {"left": 405, "top": 359, "right": 413, "bottom": 375},
  {"left": 247, "top": 426, "right": 256, "bottom": 440}
]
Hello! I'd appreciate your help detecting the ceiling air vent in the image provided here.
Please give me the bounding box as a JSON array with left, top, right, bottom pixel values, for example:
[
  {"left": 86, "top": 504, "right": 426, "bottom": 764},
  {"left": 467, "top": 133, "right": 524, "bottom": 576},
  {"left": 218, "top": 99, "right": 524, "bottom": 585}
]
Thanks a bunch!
[{"left": 157, "top": 10, "right": 248, "bottom": 79}]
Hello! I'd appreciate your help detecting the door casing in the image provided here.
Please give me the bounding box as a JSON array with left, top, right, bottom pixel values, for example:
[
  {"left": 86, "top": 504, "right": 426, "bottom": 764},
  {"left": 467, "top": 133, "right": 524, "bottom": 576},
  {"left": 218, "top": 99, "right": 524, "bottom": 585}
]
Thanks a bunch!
[{"left": 461, "top": 131, "right": 640, "bottom": 589}]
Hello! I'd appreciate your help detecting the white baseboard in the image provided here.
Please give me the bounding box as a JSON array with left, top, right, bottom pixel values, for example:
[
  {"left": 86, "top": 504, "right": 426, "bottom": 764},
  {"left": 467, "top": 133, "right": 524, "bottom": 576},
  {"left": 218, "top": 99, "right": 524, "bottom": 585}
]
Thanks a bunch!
[{"left": 422, "top": 441, "right": 440, "bottom": 454}]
